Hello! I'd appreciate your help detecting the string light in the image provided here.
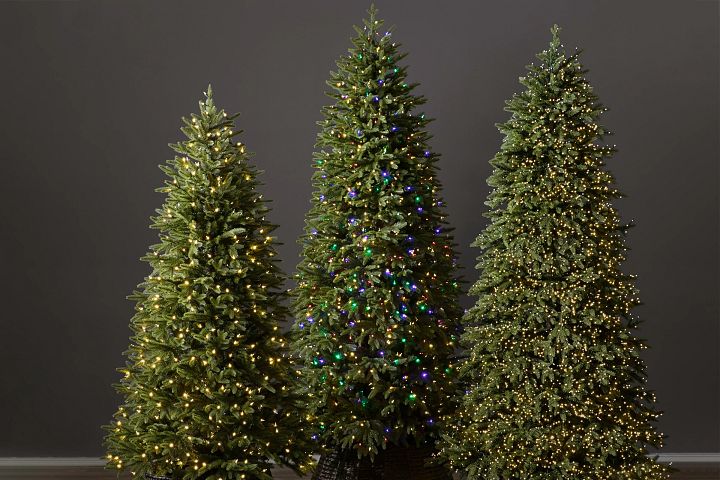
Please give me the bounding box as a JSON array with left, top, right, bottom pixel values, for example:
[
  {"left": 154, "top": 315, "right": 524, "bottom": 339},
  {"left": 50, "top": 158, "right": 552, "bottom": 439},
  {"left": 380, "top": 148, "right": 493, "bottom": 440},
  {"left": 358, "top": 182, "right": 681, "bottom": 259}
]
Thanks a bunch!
[
  {"left": 290, "top": 5, "right": 463, "bottom": 460},
  {"left": 438, "top": 26, "right": 669, "bottom": 479},
  {"left": 105, "top": 87, "right": 315, "bottom": 478}
]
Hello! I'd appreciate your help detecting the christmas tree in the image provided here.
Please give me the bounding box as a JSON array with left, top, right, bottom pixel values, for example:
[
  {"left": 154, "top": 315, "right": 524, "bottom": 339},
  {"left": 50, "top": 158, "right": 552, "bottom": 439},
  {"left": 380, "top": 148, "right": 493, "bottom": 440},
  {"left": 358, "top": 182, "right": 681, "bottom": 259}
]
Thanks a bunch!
[
  {"left": 439, "top": 27, "right": 668, "bottom": 479},
  {"left": 105, "top": 87, "right": 313, "bottom": 480},
  {"left": 290, "top": 5, "right": 463, "bottom": 466}
]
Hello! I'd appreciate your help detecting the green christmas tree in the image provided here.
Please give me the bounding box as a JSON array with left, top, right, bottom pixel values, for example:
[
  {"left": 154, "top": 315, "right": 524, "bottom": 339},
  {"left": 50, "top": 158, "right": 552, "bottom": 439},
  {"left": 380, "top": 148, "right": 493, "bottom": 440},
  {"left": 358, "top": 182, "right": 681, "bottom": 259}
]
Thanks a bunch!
[
  {"left": 439, "top": 27, "right": 668, "bottom": 479},
  {"left": 105, "top": 87, "right": 313, "bottom": 480},
  {"left": 290, "top": 6, "right": 463, "bottom": 461}
]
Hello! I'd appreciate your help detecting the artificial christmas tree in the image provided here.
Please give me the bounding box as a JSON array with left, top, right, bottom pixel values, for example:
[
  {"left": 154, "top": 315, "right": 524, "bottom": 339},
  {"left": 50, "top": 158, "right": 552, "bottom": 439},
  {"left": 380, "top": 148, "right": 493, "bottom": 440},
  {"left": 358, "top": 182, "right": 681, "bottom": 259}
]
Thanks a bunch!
[
  {"left": 105, "top": 87, "right": 313, "bottom": 480},
  {"left": 439, "top": 27, "right": 669, "bottom": 479},
  {"left": 290, "top": 7, "right": 462, "bottom": 479}
]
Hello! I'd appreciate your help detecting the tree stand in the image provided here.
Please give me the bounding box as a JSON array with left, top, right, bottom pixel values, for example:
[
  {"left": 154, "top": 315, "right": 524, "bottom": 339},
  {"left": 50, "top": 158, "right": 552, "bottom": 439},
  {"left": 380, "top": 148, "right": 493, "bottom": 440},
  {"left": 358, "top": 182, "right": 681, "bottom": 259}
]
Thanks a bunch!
[{"left": 312, "top": 444, "right": 452, "bottom": 480}]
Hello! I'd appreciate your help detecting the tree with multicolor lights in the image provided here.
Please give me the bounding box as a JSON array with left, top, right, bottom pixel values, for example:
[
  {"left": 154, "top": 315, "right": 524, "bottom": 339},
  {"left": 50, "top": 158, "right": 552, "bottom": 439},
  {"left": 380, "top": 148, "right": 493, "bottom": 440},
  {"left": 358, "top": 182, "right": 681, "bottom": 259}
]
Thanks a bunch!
[
  {"left": 290, "top": 5, "right": 463, "bottom": 466},
  {"left": 105, "top": 87, "right": 314, "bottom": 480},
  {"left": 439, "top": 27, "right": 669, "bottom": 480}
]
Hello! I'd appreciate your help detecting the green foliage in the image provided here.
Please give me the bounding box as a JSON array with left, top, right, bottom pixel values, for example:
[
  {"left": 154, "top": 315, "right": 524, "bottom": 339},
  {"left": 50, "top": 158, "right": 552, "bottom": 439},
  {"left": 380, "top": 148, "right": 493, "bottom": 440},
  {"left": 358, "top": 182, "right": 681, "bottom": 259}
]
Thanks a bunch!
[
  {"left": 290, "top": 7, "right": 463, "bottom": 459},
  {"left": 104, "top": 87, "right": 313, "bottom": 480},
  {"left": 439, "top": 27, "right": 668, "bottom": 479}
]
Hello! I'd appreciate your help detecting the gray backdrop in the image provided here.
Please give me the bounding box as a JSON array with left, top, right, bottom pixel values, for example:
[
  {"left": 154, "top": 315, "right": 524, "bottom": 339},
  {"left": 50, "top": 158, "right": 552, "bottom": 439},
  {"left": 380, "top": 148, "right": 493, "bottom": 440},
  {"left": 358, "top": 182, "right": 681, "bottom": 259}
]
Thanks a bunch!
[{"left": 0, "top": 0, "right": 717, "bottom": 456}]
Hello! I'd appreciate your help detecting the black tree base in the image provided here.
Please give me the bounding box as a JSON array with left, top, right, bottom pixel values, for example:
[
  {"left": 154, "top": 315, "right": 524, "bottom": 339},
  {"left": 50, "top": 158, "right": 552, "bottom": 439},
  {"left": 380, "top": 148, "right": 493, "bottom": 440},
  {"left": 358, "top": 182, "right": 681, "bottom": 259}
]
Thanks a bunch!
[{"left": 312, "top": 444, "right": 452, "bottom": 480}]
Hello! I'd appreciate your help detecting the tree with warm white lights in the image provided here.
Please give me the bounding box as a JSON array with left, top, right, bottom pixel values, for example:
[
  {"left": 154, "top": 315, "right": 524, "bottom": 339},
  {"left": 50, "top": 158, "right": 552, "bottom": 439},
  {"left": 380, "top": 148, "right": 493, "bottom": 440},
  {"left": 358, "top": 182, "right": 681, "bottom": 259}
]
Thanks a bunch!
[
  {"left": 105, "top": 87, "right": 313, "bottom": 480},
  {"left": 439, "top": 27, "right": 669, "bottom": 480},
  {"left": 290, "top": 6, "right": 462, "bottom": 476}
]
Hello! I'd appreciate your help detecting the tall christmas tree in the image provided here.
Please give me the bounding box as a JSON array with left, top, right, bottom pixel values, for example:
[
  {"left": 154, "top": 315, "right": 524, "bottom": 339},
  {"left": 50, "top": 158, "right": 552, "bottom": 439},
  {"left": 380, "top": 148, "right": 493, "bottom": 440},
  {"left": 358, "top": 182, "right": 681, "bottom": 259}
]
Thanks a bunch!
[
  {"left": 439, "top": 27, "right": 668, "bottom": 479},
  {"left": 290, "top": 6, "right": 463, "bottom": 471},
  {"left": 105, "top": 87, "right": 313, "bottom": 480}
]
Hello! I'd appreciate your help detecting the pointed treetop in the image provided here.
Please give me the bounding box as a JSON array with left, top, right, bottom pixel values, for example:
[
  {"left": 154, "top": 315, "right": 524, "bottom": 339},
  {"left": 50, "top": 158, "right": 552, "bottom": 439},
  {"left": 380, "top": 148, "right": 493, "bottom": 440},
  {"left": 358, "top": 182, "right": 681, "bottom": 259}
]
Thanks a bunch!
[
  {"left": 547, "top": 24, "right": 564, "bottom": 56},
  {"left": 201, "top": 84, "right": 214, "bottom": 111},
  {"left": 363, "top": 3, "right": 382, "bottom": 34},
  {"left": 532, "top": 24, "right": 568, "bottom": 73},
  {"left": 197, "top": 84, "right": 229, "bottom": 122},
  {"left": 550, "top": 24, "right": 561, "bottom": 44}
]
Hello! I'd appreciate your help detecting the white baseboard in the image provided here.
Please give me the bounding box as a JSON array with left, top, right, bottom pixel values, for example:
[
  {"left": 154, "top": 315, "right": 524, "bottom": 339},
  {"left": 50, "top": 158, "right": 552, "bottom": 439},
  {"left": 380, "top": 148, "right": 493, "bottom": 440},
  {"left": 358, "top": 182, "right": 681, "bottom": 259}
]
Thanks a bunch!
[
  {"left": 654, "top": 453, "right": 720, "bottom": 463},
  {"left": 0, "top": 454, "right": 718, "bottom": 467}
]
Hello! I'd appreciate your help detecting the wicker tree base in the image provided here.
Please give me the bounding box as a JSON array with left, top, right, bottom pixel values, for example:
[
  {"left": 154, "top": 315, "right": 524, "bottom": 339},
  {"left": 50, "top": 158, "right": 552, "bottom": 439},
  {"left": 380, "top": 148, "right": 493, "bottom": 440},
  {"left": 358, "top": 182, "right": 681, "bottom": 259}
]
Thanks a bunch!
[{"left": 312, "top": 444, "right": 452, "bottom": 480}]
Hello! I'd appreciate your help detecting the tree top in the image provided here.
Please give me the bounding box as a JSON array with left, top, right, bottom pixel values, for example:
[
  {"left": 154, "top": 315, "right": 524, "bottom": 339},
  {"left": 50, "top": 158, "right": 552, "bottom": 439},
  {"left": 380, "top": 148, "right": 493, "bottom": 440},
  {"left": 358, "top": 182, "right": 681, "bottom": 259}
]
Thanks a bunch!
[{"left": 550, "top": 24, "right": 562, "bottom": 47}]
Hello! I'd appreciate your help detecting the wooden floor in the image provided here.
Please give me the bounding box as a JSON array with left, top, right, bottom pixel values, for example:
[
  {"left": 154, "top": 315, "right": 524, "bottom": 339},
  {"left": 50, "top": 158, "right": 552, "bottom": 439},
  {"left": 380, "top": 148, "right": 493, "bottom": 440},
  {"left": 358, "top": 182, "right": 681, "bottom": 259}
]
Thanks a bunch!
[{"left": 0, "top": 464, "right": 718, "bottom": 479}]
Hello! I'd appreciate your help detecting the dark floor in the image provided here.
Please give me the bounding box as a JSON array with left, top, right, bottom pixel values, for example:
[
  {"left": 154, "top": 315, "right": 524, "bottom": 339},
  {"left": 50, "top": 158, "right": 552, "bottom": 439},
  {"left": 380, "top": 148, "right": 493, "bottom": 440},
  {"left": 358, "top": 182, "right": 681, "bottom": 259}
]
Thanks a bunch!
[{"left": 0, "top": 464, "right": 718, "bottom": 479}]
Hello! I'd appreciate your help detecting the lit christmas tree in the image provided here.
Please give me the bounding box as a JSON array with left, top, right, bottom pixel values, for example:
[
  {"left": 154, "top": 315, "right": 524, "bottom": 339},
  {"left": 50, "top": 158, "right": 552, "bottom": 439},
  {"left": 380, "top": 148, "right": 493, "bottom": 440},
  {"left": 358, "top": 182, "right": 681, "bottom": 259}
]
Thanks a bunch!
[
  {"left": 290, "top": 7, "right": 462, "bottom": 477},
  {"left": 439, "top": 27, "right": 669, "bottom": 479},
  {"left": 105, "top": 87, "right": 313, "bottom": 480}
]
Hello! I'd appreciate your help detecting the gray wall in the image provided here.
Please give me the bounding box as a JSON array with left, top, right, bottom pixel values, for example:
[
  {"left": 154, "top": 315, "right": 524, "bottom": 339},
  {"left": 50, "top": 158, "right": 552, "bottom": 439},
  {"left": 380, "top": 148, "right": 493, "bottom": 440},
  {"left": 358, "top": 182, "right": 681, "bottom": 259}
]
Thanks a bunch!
[{"left": 0, "top": 0, "right": 717, "bottom": 456}]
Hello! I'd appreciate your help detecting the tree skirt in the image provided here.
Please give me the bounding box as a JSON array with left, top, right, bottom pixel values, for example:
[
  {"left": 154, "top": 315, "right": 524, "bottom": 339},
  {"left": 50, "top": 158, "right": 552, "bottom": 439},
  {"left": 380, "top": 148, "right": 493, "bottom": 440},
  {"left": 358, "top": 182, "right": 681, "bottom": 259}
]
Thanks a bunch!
[{"left": 312, "top": 444, "right": 452, "bottom": 480}]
